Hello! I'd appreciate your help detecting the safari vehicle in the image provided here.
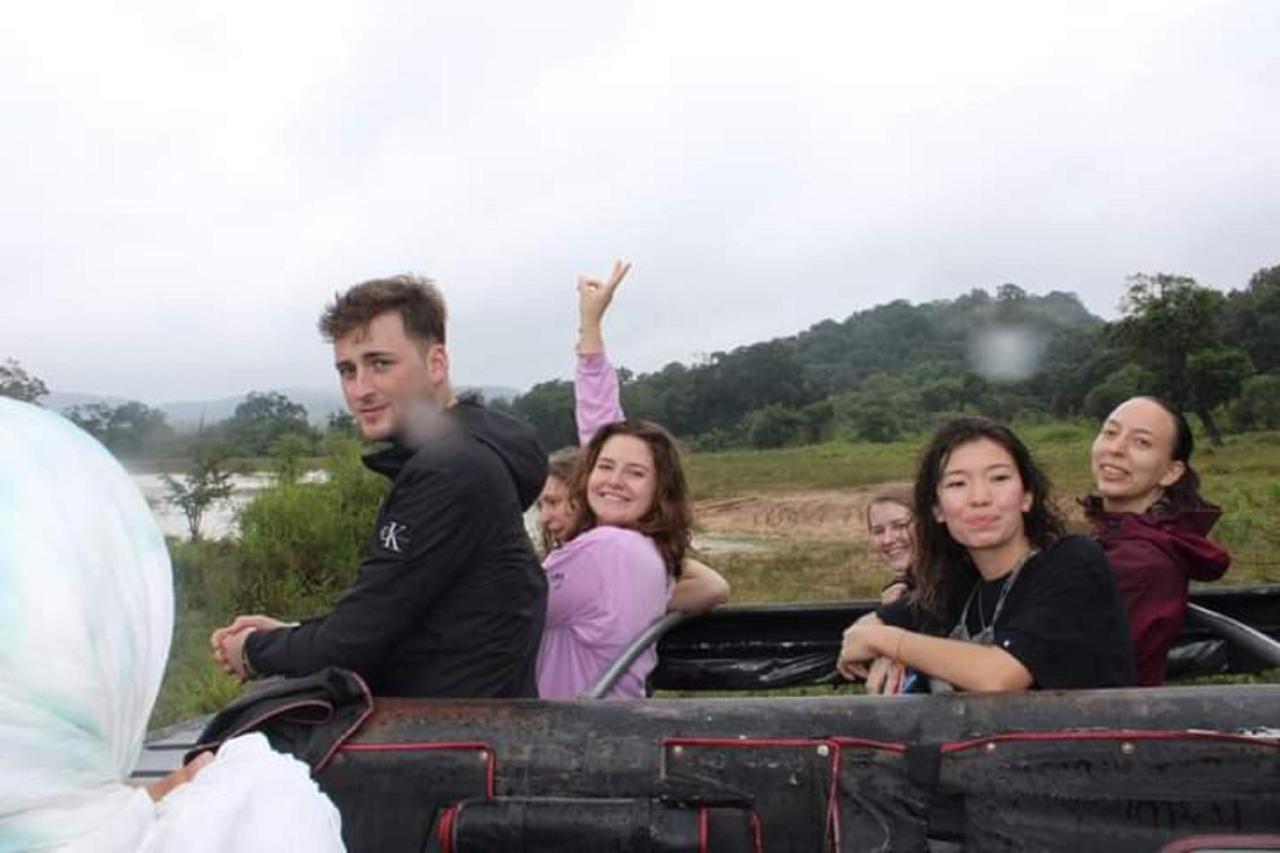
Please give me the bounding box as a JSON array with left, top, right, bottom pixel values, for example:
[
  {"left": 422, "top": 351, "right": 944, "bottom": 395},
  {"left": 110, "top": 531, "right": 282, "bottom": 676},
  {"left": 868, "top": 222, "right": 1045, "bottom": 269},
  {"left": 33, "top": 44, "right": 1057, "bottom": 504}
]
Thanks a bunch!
[{"left": 140, "top": 585, "right": 1280, "bottom": 852}]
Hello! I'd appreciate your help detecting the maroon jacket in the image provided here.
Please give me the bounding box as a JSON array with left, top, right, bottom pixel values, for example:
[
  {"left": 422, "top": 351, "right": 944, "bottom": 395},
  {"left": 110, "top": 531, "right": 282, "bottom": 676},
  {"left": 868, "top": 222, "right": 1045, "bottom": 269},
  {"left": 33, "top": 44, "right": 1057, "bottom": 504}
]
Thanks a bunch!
[{"left": 1085, "top": 497, "right": 1230, "bottom": 686}]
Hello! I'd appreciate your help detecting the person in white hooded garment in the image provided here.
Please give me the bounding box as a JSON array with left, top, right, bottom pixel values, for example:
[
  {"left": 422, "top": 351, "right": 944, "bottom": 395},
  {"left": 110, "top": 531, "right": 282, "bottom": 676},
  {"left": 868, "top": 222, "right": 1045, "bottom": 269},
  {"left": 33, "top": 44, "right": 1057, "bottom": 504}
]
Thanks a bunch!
[{"left": 0, "top": 398, "right": 345, "bottom": 853}]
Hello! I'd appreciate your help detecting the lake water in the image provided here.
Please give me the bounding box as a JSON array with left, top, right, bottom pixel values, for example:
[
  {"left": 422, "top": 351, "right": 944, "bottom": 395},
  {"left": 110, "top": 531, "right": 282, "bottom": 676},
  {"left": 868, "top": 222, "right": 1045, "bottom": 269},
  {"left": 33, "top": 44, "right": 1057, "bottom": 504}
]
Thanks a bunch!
[
  {"left": 131, "top": 470, "right": 546, "bottom": 543},
  {"left": 131, "top": 472, "right": 324, "bottom": 540}
]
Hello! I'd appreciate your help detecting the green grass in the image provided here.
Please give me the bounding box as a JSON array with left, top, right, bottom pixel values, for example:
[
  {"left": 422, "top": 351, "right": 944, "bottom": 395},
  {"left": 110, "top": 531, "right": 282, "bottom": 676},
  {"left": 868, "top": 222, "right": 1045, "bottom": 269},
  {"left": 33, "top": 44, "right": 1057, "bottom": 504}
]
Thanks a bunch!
[
  {"left": 151, "top": 422, "right": 1280, "bottom": 729},
  {"left": 689, "top": 423, "right": 1280, "bottom": 587}
]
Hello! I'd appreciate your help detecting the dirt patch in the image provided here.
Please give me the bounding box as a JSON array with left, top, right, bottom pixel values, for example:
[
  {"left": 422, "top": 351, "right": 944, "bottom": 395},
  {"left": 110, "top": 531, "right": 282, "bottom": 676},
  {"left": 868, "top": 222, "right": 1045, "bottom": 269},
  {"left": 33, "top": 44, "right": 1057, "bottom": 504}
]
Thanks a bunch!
[
  {"left": 695, "top": 488, "right": 879, "bottom": 542},
  {"left": 694, "top": 487, "right": 1092, "bottom": 545}
]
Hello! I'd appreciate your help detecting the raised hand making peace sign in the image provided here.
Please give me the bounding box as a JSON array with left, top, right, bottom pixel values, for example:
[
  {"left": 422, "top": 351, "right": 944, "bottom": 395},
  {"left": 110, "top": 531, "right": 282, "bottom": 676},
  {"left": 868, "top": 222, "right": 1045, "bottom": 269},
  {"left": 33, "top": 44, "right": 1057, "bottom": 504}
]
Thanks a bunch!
[{"left": 577, "top": 259, "right": 631, "bottom": 354}]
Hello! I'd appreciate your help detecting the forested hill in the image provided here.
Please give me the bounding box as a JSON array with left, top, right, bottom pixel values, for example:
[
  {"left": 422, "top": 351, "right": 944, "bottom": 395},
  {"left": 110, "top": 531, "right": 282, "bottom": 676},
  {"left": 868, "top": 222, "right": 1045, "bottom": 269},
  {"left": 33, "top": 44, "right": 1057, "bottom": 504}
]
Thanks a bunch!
[{"left": 498, "top": 267, "right": 1280, "bottom": 450}]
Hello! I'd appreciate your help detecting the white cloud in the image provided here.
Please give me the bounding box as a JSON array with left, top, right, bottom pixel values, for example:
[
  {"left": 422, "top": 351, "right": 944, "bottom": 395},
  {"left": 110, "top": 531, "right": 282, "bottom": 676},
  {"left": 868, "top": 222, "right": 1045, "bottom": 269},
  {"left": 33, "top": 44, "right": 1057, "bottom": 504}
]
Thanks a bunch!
[{"left": 2, "top": 0, "right": 1278, "bottom": 401}]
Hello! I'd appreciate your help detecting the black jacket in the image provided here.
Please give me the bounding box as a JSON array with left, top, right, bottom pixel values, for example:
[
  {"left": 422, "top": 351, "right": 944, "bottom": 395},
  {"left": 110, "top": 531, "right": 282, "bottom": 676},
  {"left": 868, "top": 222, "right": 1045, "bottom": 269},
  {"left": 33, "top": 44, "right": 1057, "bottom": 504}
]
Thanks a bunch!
[{"left": 246, "top": 401, "right": 548, "bottom": 698}]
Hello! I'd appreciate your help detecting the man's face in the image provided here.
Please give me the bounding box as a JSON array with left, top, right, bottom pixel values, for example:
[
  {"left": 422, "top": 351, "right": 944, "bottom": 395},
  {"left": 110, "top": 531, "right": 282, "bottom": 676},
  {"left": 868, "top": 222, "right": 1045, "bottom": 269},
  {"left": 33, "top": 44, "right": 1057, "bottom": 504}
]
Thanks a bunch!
[{"left": 333, "top": 311, "right": 446, "bottom": 443}]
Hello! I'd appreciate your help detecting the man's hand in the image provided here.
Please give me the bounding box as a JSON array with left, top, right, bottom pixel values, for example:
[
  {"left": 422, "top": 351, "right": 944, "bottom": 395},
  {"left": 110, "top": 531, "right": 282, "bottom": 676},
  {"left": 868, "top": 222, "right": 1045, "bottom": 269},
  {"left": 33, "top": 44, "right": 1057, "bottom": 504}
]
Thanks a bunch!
[
  {"left": 578, "top": 259, "right": 631, "bottom": 330},
  {"left": 146, "top": 751, "right": 213, "bottom": 802},
  {"left": 216, "top": 627, "right": 255, "bottom": 680},
  {"left": 210, "top": 614, "right": 285, "bottom": 678}
]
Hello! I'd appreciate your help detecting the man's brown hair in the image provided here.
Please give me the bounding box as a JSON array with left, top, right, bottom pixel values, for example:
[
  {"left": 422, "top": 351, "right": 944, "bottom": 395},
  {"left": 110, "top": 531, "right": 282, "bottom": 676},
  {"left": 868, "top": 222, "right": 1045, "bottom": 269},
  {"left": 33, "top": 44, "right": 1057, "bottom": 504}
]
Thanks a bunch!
[{"left": 318, "top": 274, "right": 447, "bottom": 344}]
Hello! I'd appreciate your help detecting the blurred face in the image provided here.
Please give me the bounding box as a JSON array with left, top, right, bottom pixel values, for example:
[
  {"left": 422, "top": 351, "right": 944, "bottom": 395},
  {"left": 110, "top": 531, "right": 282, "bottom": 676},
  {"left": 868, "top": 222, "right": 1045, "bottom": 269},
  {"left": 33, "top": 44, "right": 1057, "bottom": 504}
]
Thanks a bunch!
[
  {"left": 538, "top": 474, "right": 579, "bottom": 546},
  {"left": 334, "top": 312, "right": 448, "bottom": 443},
  {"left": 934, "top": 438, "right": 1032, "bottom": 563},
  {"left": 868, "top": 500, "right": 913, "bottom": 573},
  {"left": 587, "top": 434, "right": 657, "bottom": 528},
  {"left": 1091, "top": 397, "right": 1185, "bottom": 513}
]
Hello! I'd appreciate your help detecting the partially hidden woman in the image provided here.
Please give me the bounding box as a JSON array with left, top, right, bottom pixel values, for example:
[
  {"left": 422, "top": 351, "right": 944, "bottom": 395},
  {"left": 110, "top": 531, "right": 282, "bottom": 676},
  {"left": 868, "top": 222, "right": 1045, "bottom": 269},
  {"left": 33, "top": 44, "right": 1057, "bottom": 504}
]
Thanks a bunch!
[
  {"left": 1085, "top": 396, "right": 1230, "bottom": 686},
  {"left": 866, "top": 483, "right": 916, "bottom": 605},
  {"left": 0, "top": 398, "right": 343, "bottom": 852},
  {"left": 838, "top": 417, "right": 1136, "bottom": 693},
  {"left": 536, "top": 262, "right": 725, "bottom": 699}
]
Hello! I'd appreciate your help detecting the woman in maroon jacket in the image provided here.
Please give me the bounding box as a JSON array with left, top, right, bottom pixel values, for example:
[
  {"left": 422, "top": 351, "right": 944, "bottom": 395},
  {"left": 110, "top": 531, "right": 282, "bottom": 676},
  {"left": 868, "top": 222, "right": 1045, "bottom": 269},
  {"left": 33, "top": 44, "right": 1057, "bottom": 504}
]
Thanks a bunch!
[{"left": 1085, "top": 396, "right": 1231, "bottom": 686}]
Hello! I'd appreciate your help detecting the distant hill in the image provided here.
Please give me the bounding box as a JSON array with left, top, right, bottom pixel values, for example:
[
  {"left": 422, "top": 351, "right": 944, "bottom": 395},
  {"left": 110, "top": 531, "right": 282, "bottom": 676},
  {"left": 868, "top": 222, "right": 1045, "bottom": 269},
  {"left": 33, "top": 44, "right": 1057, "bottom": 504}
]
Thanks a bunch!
[
  {"left": 46, "top": 385, "right": 522, "bottom": 430},
  {"left": 506, "top": 284, "right": 1109, "bottom": 449}
]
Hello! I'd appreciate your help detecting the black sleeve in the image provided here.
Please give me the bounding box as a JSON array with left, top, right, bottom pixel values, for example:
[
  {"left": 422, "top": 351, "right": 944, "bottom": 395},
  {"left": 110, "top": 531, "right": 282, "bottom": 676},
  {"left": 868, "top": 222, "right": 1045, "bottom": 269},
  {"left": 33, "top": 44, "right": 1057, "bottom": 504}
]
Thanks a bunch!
[
  {"left": 992, "top": 537, "right": 1136, "bottom": 689},
  {"left": 876, "top": 595, "right": 923, "bottom": 631},
  {"left": 246, "top": 465, "right": 482, "bottom": 677}
]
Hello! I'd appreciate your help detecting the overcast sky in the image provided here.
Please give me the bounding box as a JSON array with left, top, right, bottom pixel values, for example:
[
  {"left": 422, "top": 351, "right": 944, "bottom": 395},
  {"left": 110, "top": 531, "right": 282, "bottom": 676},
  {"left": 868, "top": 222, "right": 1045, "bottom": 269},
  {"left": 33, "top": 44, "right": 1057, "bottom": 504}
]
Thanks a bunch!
[{"left": 3, "top": 1, "right": 1278, "bottom": 404}]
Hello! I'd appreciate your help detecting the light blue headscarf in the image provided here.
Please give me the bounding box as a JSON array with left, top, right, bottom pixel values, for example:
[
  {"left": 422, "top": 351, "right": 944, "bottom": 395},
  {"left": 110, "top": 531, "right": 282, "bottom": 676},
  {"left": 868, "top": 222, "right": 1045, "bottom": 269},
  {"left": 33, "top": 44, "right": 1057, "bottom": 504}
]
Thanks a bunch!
[{"left": 0, "top": 398, "right": 173, "bottom": 851}]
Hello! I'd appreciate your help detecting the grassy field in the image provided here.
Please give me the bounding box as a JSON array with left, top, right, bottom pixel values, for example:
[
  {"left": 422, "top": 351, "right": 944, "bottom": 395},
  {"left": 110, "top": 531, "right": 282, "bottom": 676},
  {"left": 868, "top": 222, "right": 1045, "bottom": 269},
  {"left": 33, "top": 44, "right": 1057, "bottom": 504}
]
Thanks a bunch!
[
  {"left": 688, "top": 421, "right": 1280, "bottom": 600},
  {"left": 149, "top": 421, "right": 1280, "bottom": 729}
]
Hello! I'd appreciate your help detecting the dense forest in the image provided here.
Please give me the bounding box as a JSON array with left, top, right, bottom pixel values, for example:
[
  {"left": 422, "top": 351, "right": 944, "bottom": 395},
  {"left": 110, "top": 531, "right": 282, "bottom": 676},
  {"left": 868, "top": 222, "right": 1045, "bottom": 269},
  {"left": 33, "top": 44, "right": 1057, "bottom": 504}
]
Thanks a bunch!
[
  {"left": 495, "top": 266, "right": 1280, "bottom": 450},
  {"left": 3, "top": 265, "right": 1278, "bottom": 458}
]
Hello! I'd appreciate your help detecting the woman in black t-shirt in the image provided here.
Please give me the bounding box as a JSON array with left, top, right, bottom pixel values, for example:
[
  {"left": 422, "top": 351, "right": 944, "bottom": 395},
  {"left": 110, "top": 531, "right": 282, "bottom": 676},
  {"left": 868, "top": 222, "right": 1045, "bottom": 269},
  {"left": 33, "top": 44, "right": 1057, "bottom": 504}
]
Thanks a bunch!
[{"left": 838, "top": 418, "right": 1135, "bottom": 693}]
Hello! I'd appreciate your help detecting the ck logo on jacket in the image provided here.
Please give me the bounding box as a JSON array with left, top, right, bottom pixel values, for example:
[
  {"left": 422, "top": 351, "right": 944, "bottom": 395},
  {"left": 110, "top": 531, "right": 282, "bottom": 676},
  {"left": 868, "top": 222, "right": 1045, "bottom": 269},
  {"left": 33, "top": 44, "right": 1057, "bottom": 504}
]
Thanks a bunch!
[{"left": 379, "top": 520, "right": 410, "bottom": 554}]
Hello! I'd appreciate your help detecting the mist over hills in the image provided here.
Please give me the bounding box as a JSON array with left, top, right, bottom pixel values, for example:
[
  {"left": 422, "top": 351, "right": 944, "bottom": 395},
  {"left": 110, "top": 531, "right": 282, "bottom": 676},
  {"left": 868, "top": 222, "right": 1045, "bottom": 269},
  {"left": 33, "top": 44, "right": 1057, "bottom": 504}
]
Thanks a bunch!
[{"left": 45, "top": 385, "right": 521, "bottom": 430}]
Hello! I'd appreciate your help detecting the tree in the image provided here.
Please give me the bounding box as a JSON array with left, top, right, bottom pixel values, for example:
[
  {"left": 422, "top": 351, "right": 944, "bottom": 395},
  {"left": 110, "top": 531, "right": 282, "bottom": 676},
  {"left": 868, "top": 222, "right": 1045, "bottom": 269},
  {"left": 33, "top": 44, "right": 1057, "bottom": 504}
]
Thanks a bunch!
[
  {"left": 1113, "top": 273, "right": 1232, "bottom": 444},
  {"left": 0, "top": 359, "right": 48, "bottom": 403},
  {"left": 326, "top": 410, "right": 358, "bottom": 437},
  {"left": 1083, "top": 363, "right": 1159, "bottom": 420},
  {"left": 1186, "top": 346, "right": 1254, "bottom": 426},
  {"left": 1224, "top": 265, "right": 1280, "bottom": 374},
  {"left": 1231, "top": 373, "right": 1280, "bottom": 431},
  {"left": 225, "top": 391, "right": 315, "bottom": 456},
  {"left": 269, "top": 432, "right": 313, "bottom": 485},
  {"left": 509, "top": 379, "right": 576, "bottom": 450},
  {"left": 66, "top": 400, "right": 172, "bottom": 457},
  {"left": 746, "top": 404, "right": 807, "bottom": 449},
  {"left": 163, "top": 451, "right": 236, "bottom": 541}
]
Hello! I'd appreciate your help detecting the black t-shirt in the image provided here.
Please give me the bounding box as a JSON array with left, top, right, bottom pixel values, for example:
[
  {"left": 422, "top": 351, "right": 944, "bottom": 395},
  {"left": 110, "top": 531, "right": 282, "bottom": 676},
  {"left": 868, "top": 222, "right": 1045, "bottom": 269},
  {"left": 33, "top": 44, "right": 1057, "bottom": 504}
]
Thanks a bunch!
[{"left": 877, "top": 535, "right": 1136, "bottom": 690}]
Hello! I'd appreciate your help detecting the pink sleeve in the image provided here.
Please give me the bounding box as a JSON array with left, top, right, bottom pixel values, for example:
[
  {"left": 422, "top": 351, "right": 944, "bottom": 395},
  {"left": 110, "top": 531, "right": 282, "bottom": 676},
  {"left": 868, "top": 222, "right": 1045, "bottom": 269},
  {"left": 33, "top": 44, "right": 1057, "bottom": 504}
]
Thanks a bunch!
[{"left": 575, "top": 351, "right": 624, "bottom": 446}]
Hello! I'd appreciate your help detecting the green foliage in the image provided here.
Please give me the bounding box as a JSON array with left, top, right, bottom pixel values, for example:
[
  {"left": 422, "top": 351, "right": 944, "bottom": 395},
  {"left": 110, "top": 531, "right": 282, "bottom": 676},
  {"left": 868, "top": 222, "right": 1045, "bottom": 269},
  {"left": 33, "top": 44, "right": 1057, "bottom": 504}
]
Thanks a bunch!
[
  {"left": 746, "top": 403, "right": 808, "bottom": 449},
  {"left": 150, "top": 539, "right": 248, "bottom": 728},
  {"left": 162, "top": 451, "right": 236, "bottom": 541},
  {"left": 269, "top": 431, "right": 313, "bottom": 485},
  {"left": 1113, "top": 273, "right": 1236, "bottom": 443},
  {"left": 0, "top": 358, "right": 48, "bottom": 403},
  {"left": 1083, "top": 363, "right": 1158, "bottom": 420},
  {"left": 66, "top": 400, "right": 173, "bottom": 457},
  {"left": 1186, "top": 346, "right": 1254, "bottom": 413},
  {"left": 1224, "top": 265, "right": 1280, "bottom": 373},
  {"left": 224, "top": 390, "right": 316, "bottom": 456},
  {"left": 235, "top": 435, "right": 387, "bottom": 615},
  {"left": 1231, "top": 374, "right": 1280, "bottom": 431}
]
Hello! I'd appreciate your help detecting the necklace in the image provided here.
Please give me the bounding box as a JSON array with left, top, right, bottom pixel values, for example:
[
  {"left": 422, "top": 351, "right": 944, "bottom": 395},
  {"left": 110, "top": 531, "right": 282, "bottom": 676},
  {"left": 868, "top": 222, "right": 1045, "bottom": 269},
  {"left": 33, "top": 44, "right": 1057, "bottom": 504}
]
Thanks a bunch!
[{"left": 970, "top": 548, "right": 1038, "bottom": 636}]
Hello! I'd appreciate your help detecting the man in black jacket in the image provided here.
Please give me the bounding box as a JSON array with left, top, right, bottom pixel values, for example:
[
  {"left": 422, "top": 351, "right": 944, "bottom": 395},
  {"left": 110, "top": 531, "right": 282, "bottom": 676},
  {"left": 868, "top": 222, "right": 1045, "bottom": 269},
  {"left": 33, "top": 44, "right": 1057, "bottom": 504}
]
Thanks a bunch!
[{"left": 211, "top": 276, "right": 548, "bottom": 698}]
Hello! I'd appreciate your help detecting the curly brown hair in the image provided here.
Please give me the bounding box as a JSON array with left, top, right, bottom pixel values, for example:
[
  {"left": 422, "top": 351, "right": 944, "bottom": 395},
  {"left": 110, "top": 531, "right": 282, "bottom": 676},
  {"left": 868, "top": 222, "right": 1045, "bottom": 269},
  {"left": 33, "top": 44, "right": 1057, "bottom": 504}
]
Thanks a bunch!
[
  {"left": 571, "top": 420, "right": 692, "bottom": 578},
  {"left": 318, "top": 275, "right": 446, "bottom": 344}
]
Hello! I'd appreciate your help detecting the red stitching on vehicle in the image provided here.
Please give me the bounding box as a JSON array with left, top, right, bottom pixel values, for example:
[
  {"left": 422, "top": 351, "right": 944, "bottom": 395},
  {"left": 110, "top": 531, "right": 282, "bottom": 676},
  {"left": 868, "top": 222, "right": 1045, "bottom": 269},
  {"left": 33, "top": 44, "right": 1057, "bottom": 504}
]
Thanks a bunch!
[
  {"left": 186, "top": 698, "right": 333, "bottom": 758},
  {"left": 339, "top": 741, "right": 497, "bottom": 796},
  {"left": 437, "top": 804, "right": 457, "bottom": 853},
  {"left": 940, "top": 728, "right": 1280, "bottom": 755},
  {"left": 748, "top": 808, "right": 764, "bottom": 853},
  {"left": 830, "top": 736, "right": 908, "bottom": 754},
  {"left": 663, "top": 736, "right": 830, "bottom": 748},
  {"left": 663, "top": 737, "right": 844, "bottom": 851},
  {"left": 315, "top": 672, "right": 375, "bottom": 772}
]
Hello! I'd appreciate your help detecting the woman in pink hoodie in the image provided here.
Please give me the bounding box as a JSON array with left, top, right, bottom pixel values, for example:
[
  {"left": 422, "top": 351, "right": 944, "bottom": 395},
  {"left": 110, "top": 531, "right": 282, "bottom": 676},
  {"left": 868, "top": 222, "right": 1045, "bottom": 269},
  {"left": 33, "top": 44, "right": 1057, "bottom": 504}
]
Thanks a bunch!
[
  {"left": 1085, "top": 396, "right": 1231, "bottom": 686},
  {"left": 535, "top": 262, "right": 728, "bottom": 699}
]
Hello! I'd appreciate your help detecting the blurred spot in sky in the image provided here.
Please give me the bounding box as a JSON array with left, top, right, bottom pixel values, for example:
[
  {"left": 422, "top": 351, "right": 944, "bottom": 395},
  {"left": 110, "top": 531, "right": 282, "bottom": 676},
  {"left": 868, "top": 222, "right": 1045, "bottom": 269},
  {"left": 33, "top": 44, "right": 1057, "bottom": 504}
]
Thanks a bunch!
[{"left": 969, "top": 324, "right": 1045, "bottom": 383}]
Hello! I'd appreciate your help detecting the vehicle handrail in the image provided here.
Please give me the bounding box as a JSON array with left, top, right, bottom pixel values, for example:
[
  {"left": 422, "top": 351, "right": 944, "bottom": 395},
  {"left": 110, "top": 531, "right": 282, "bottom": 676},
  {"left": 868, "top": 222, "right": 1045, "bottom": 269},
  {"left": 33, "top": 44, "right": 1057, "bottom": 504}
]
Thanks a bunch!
[
  {"left": 582, "top": 612, "right": 690, "bottom": 699},
  {"left": 1185, "top": 603, "right": 1280, "bottom": 668}
]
